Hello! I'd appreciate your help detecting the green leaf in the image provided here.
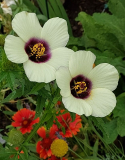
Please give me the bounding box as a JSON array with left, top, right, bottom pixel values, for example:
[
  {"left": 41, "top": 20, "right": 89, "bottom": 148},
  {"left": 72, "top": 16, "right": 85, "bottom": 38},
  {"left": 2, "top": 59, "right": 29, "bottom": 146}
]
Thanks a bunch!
[
  {"left": 113, "top": 96, "right": 125, "bottom": 118},
  {"left": 7, "top": 71, "right": 16, "bottom": 90},
  {"left": 1, "top": 90, "right": 16, "bottom": 103},
  {"left": 108, "top": 0, "right": 125, "bottom": 18},
  {"left": 3, "top": 111, "right": 15, "bottom": 115},
  {"left": 28, "top": 83, "right": 45, "bottom": 95},
  {"left": 93, "top": 13, "right": 125, "bottom": 50},
  {"left": 103, "top": 119, "right": 118, "bottom": 144},
  {"left": 70, "top": 112, "right": 76, "bottom": 122},
  {"left": 117, "top": 117, "right": 125, "bottom": 137},
  {"left": 90, "top": 117, "right": 118, "bottom": 144},
  {"left": 76, "top": 12, "right": 124, "bottom": 56},
  {"left": 17, "top": 100, "right": 23, "bottom": 110},
  {"left": 0, "top": 71, "right": 7, "bottom": 83},
  {"left": 23, "top": 0, "right": 40, "bottom": 14},
  {"left": 35, "top": 96, "right": 46, "bottom": 118}
]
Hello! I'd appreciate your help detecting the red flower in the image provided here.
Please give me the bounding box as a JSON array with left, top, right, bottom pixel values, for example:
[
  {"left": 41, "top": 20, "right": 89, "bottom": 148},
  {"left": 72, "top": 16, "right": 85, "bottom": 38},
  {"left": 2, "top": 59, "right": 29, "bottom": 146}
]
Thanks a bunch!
[
  {"left": 54, "top": 110, "right": 82, "bottom": 137},
  {"left": 36, "top": 125, "right": 58, "bottom": 159},
  {"left": 11, "top": 108, "right": 40, "bottom": 134},
  {"left": 48, "top": 155, "right": 68, "bottom": 160}
]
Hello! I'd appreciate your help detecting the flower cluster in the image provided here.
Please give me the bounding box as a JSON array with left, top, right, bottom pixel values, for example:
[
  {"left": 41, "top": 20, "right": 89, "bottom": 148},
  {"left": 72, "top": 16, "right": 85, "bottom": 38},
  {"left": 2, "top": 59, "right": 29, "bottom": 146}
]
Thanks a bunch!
[
  {"left": 4, "top": 11, "right": 119, "bottom": 117},
  {"left": 36, "top": 110, "right": 82, "bottom": 159},
  {"left": 11, "top": 108, "right": 82, "bottom": 160}
]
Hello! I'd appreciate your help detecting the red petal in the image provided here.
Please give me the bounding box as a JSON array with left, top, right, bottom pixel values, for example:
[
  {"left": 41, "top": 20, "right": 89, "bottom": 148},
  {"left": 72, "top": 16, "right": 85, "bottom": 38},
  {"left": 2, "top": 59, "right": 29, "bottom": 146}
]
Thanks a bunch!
[
  {"left": 49, "top": 124, "right": 58, "bottom": 138},
  {"left": 36, "top": 141, "right": 42, "bottom": 153},
  {"left": 37, "top": 127, "right": 46, "bottom": 138}
]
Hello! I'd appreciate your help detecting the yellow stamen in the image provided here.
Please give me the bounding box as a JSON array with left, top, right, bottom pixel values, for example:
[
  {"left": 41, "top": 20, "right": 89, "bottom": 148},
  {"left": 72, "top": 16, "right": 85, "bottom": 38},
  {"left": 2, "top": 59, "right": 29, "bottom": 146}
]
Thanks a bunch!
[
  {"left": 72, "top": 81, "right": 87, "bottom": 94},
  {"left": 30, "top": 43, "right": 45, "bottom": 58},
  {"left": 51, "top": 139, "right": 68, "bottom": 157}
]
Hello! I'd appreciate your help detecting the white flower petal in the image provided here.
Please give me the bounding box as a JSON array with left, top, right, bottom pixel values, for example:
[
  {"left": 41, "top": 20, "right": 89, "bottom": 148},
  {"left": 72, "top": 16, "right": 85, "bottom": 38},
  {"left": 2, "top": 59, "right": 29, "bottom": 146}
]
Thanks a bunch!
[
  {"left": 69, "top": 51, "right": 96, "bottom": 77},
  {"left": 4, "top": 35, "right": 28, "bottom": 63},
  {"left": 23, "top": 60, "right": 56, "bottom": 83},
  {"left": 41, "top": 17, "right": 69, "bottom": 50},
  {"left": 56, "top": 67, "right": 71, "bottom": 97},
  {"left": 85, "top": 88, "right": 116, "bottom": 117},
  {"left": 47, "top": 47, "right": 74, "bottom": 69},
  {"left": 12, "top": 11, "right": 42, "bottom": 42},
  {"left": 5, "top": 0, "right": 16, "bottom": 6},
  {"left": 88, "top": 63, "right": 119, "bottom": 91},
  {"left": 62, "top": 95, "right": 92, "bottom": 116}
]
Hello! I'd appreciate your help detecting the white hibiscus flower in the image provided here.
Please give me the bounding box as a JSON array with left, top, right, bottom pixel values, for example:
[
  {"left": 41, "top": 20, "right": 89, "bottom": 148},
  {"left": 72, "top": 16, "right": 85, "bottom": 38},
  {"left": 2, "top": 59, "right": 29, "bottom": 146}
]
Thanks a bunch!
[
  {"left": 56, "top": 51, "right": 119, "bottom": 117},
  {"left": 4, "top": 11, "right": 73, "bottom": 83},
  {"left": 1, "top": 0, "right": 17, "bottom": 15}
]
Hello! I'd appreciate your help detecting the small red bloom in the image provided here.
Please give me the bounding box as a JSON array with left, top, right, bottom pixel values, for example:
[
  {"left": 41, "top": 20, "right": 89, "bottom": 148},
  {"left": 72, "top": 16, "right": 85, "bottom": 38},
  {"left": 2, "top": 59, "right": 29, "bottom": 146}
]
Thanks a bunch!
[
  {"left": 48, "top": 155, "right": 68, "bottom": 160},
  {"left": 36, "top": 125, "right": 58, "bottom": 159},
  {"left": 54, "top": 110, "right": 82, "bottom": 137},
  {"left": 11, "top": 108, "right": 40, "bottom": 134},
  {"left": 56, "top": 101, "right": 61, "bottom": 105}
]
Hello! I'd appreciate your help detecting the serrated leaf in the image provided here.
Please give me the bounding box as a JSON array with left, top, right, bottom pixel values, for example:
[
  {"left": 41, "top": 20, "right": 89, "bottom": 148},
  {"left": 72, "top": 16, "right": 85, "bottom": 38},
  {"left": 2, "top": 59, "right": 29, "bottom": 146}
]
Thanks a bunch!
[
  {"left": 1, "top": 90, "right": 16, "bottom": 103},
  {"left": 0, "top": 71, "right": 7, "bottom": 83},
  {"left": 7, "top": 71, "right": 16, "bottom": 90},
  {"left": 76, "top": 12, "right": 124, "bottom": 56},
  {"left": 35, "top": 96, "right": 46, "bottom": 118},
  {"left": 28, "top": 83, "right": 45, "bottom": 95},
  {"left": 93, "top": 13, "right": 125, "bottom": 50},
  {"left": 108, "top": 0, "right": 125, "bottom": 18}
]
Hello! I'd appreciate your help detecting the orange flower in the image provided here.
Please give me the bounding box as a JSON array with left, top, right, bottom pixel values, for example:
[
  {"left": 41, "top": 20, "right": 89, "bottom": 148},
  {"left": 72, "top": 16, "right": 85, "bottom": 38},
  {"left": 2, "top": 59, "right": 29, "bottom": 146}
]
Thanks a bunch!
[
  {"left": 36, "top": 125, "right": 58, "bottom": 159},
  {"left": 48, "top": 155, "right": 68, "bottom": 160},
  {"left": 11, "top": 108, "right": 40, "bottom": 134},
  {"left": 54, "top": 110, "right": 82, "bottom": 137}
]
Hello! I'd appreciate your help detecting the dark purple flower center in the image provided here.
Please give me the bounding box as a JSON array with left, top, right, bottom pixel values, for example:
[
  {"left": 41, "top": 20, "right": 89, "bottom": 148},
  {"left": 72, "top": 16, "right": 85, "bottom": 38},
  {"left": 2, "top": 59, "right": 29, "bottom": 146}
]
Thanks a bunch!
[
  {"left": 25, "top": 38, "right": 51, "bottom": 63},
  {"left": 70, "top": 75, "right": 92, "bottom": 99}
]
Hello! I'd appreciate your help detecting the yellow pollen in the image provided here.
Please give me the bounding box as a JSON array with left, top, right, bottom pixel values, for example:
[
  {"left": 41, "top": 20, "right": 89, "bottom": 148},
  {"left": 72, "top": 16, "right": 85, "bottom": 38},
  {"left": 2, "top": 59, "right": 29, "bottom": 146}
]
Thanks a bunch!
[
  {"left": 50, "top": 139, "right": 68, "bottom": 157},
  {"left": 30, "top": 43, "right": 45, "bottom": 58},
  {"left": 23, "top": 120, "right": 28, "bottom": 125},
  {"left": 72, "top": 81, "right": 87, "bottom": 94}
]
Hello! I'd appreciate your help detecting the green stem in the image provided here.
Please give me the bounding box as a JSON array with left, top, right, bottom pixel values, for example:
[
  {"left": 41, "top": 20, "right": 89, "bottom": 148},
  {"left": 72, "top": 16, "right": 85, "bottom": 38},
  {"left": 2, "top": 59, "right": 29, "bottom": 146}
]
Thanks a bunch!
[{"left": 68, "top": 147, "right": 84, "bottom": 159}]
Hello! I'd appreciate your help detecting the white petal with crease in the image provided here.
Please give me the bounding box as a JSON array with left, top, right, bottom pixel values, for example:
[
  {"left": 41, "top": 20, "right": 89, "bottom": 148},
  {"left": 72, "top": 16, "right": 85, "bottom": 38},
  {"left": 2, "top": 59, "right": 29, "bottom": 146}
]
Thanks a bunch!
[
  {"left": 88, "top": 63, "right": 119, "bottom": 91},
  {"left": 85, "top": 88, "right": 116, "bottom": 117},
  {"left": 62, "top": 95, "right": 92, "bottom": 116},
  {"left": 47, "top": 47, "right": 74, "bottom": 69},
  {"left": 23, "top": 60, "right": 56, "bottom": 83},
  {"left": 69, "top": 51, "right": 96, "bottom": 77},
  {"left": 56, "top": 67, "right": 71, "bottom": 97},
  {"left": 4, "top": 35, "right": 28, "bottom": 63},
  {"left": 41, "top": 17, "right": 69, "bottom": 50},
  {"left": 12, "top": 11, "right": 42, "bottom": 42}
]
